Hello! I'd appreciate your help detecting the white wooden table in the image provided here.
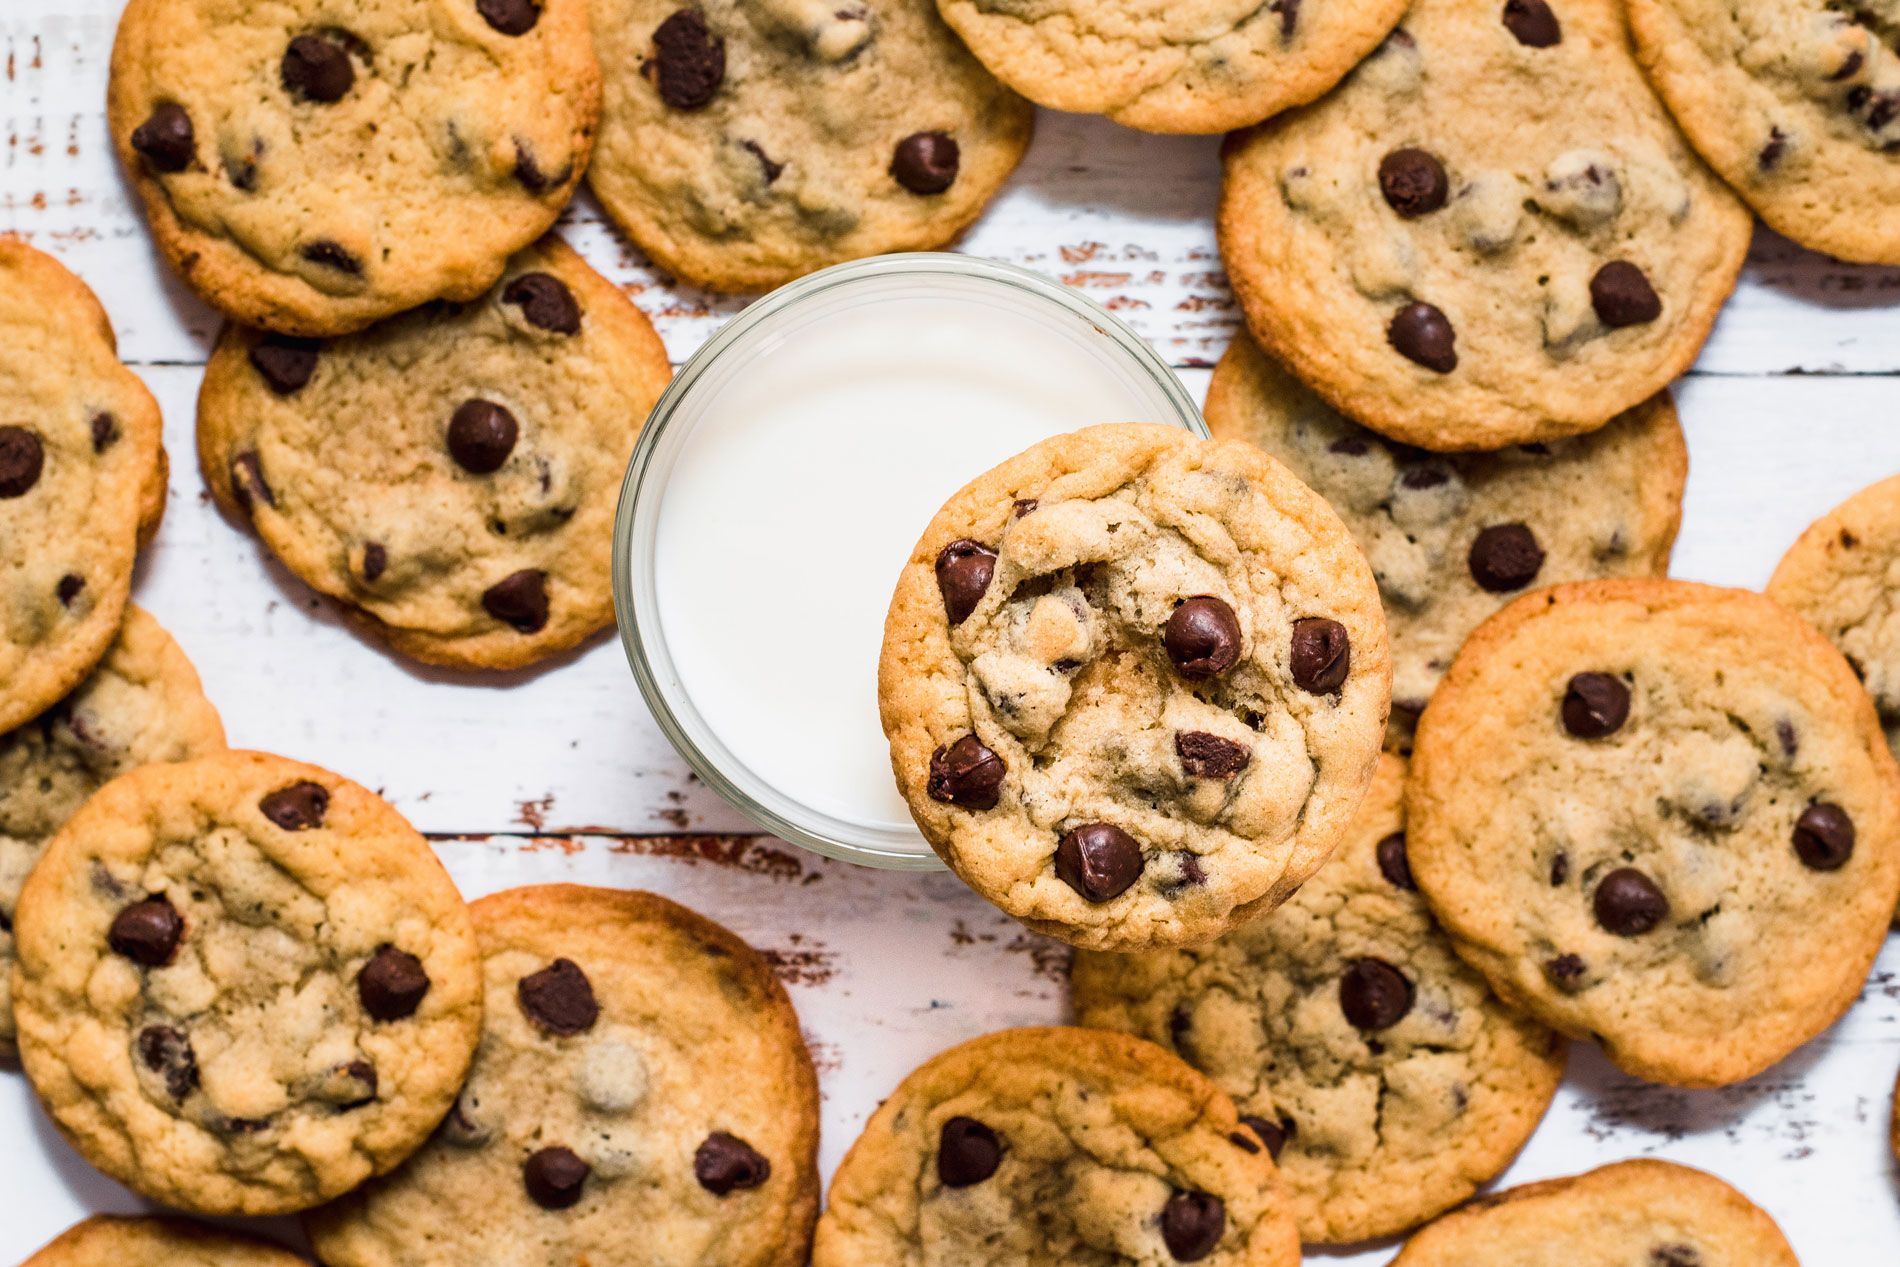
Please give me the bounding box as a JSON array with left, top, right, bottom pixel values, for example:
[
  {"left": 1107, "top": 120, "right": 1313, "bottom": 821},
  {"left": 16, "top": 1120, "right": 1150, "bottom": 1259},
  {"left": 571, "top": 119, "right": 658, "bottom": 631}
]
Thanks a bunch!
[{"left": 5, "top": 4, "right": 1900, "bottom": 1262}]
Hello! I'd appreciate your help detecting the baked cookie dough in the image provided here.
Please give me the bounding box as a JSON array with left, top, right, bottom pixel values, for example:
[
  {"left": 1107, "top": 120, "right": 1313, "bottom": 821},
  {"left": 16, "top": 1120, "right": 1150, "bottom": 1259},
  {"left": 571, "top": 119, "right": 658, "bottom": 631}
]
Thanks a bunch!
[
  {"left": 0, "top": 238, "right": 167, "bottom": 735},
  {"left": 198, "top": 236, "right": 670, "bottom": 671},
  {"left": 1219, "top": 0, "right": 1752, "bottom": 451},
  {"left": 0, "top": 605, "right": 225, "bottom": 1063},
  {"left": 812, "top": 1026, "right": 1300, "bottom": 1266},
  {"left": 23, "top": 1215, "right": 304, "bottom": 1267},
  {"left": 1390, "top": 1159, "right": 1799, "bottom": 1266},
  {"left": 1408, "top": 578, "right": 1900, "bottom": 1087},
  {"left": 307, "top": 884, "right": 820, "bottom": 1267},
  {"left": 109, "top": 0, "right": 600, "bottom": 335},
  {"left": 12, "top": 750, "right": 482, "bottom": 1215},
  {"left": 934, "top": 0, "right": 1408, "bottom": 134},
  {"left": 1206, "top": 333, "right": 1685, "bottom": 740},
  {"left": 587, "top": 0, "right": 1033, "bottom": 292},
  {"left": 1630, "top": 0, "right": 1900, "bottom": 264},
  {"left": 1074, "top": 754, "right": 1567, "bottom": 1244},
  {"left": 878, "top": 422, "right": 1390, "bottom": 952}
]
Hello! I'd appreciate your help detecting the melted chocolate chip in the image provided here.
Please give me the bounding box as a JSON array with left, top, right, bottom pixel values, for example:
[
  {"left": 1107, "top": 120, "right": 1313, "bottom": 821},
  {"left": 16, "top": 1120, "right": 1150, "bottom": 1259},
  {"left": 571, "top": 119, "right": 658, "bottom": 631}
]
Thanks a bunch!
[
  {"left": 1269, "top": 0, "right": 1300, "bottom": 40},
  {"left": 301, "top": 240, "right": 362, "bottom": 275},
  {"left": 0, "top": 428, "right": 44, "bottom": 499},
  {"left": 517, "top": 958, "right": 600, "bottom": 1034},
  {"left": 928, "top": 734, "right": 1006, "bottom": 809},
  {"left": 1793, "top": 802, "right": 1854, "bottom": 871},
  {"left": 1240, "top": 1114, "right": 1290, "bottom": 1160},
  {"left": 1544, "top": 953, "right": 1587, "bottom": 992},
  {"left": 1176, "top": 731, "right": 1250, "bottom": 779},
  {"left": 334, "top": 1059, "right": 379, "bottom": 1108},
  {"left": 358, "top": 945, "right": 430, "bottom": 1020},
  {"left": 1593, "top": 867, "right": 1668, "bottom": 936},
  {"left": 934, "top": 539, "right": 996, "bottom": 625},
  {"left": 513, "top": 140, "right": 564, "bottom": 193},
  {"left": 137, "top": 1024, "right": 199, "bottom": 1100},
  {"left": 1651, "top": 1247, "right": 1703, "bottom": 1267},
  {"left": 502, "top": 272, "right": 583, "bottom": 334},
  {"left": 131, "top": 103, "right": 195, "bottom": 172},
  {"left": 1502, "top": 0, "right": 1561, "bottom": 47},
  {"left": 249, "top": 335, "right": 321, "bottom": 394},
  {"left": 56, "top": 575, "right": 85, "bottom": 606},
  {"left": 361, "top": 542, "right": 388, "bottom": 582},
  {"left": 1164, "top": 597, "right": 1242, "bottom": 679},
  {"left": 448, "top": 399, "right": 520, "bottom": 474},
  {"left": 937, "top": 1115, "right": 1002, "bottom": 1187},
  {"left": 1388, "top": 302, "right": 1457, "bottom": 373},
  {"left": 1054, "top": 823, "right": 1144, "bottom": 902},
  {"left": 649, "top": 10, "right": 725, "bottom": 110},
  {"left": 1376, "top": 832, "right": 1416, "bottom": 891},
  {"left": 1759, "top": 127, "right": 1788, "bottom": 172},
  {"left": 1591, "top": 261, "right": 1662, "bottom": 328},
  {"left": 260, "top": 780, "right": 329, "bottom": 830},
  {"left": 1340, "top": 957, "right": 1414, "bottom": 1030},
  {"left": 892, "top": 132, "right": 959, "bottom": 195},
  {"left": 1012, "top": 498, "right": 1039, "bottom": 518},
  {"left": 1467, "top": 523, "right": 1544, "bottom": 592},
  {"left": 695, "top": 1131, "right": 771, "bottom": 1194},
  {"left": 1228, "top": 1130, "right": 1259, "bottom": 1154},
  {"left": 1161, "top": 1190, "right": 1226, "bottom": 1262},
  {"left": 91, "top": 413, "right": 119, "bottom": 452},
  {"left": 109, "top": 897, "right": 183, "bottom": 966},
  {"left": 524, "top": 1146, "right": 590, "bottom": 1208},
  {"left": 483, "top": 569, "right": 550, "bottom": 633},
  {"left": 478, "top": 0, "right": 542, "bottom": 36},
  {"left": 1561, "top": 672, "right": 1630, "bottom": 738},
  {"left": 1289, "top": 617, "right": 1350, "bottom": 694},
  {"left": 1379, "top": 148, "right": 1449, "bottom": 218},
  {"left": 282, "top": 33, "right": 355, "bottom": 103},
  {"left": 742, "top": 139, "right": 784, "bottom": 185},
  {"left": 230, "top": 451, "right": 274, "bottom": 514}
]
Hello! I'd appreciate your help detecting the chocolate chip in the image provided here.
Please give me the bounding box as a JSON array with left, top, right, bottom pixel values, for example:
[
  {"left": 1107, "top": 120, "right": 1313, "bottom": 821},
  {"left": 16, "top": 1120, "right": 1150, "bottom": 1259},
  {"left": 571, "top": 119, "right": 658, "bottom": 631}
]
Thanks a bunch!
[
  {"left": 1379, "top": 148, "right": 1449, "bottom": 218},
  {"left": 1776, "top": 719, "right": 1798, "bottom": 758},
  {"left": 937, "top": 1115, "right": 1001, "bottom": 1187},
  {"left": 1593, "top": 867, "right": 1668, "bottom": 936},
  {"left": 524, "top": 1146, "right": 590, "bottom": 1208},
  {"left": 934, "top": 539, "right": 996, "bottom": 625},
  {"left": 109, "top": 896, "right": 183, "bottom": 966},
  {"left": 1228, "top": 1130, "right": 1259, "bottom": 1153},
  {"left": 249, "top": 335, "right": 321, "bottom": 394},
  {"left": 483, "top": 569, "right": 550, "bottom": 633},
  {"left": 695, "top": 1131, "right": 770, "bottom": 1194},
  {"left": 1269, "top": 0, "right": 1300, "bottom": 39},
  {"left": 478, "top": 0, "right": 542, "bottom": 35},
  {"left": 56, "top": 575, "right": 84, "bottom": 606},
  {"left": 1562, "top": 672, "right": 1630, "bottom": 738},
  {"left": 1329, "top": 435, "right": 1369, "bottom": 456},
  {"left": 447, "top": 399, "right": 520, "bottom": 474},
  {"left": 1651, "top": 1247, "right": 1703, "bottom": 1267},
  {"left": 91, "top": 413, "right": 119, "bottom": 452},
  {"left": 358, "top": 945, "right": 430, "bottom": 1020},
  {"left": 260, "top": 780, "right": 329, "bottom": 830},
  {"left": 1759, "top": 127, "right": 1787, "bottom": 172},
  {"left": 1054, "top": 823, "right": 1144, "bottom": 902},
  {"left": 230, "top": 451, "right": 274, "bottom": 514},
  {"left": 1832, "top": 48, "right": 1866, "bottom": 82},
  {"left": 1176, "top": 732, "right": 1250, "bottom": 779},
  {"left": 517, "top": 958, "right": 599, "bottom": 1034},
  {"left": 742, "top": 139, "right": 783, "bottom": 185},
  {"left": 1376, "top": 832, "right": 1416, "bottom": 891},
  {"left": 1544, "top": 953, "right": 1587, "bottom": 991},
  {"left": 1161, "top": 1190, "right": 1225, "bottom": 1262},
  {"left": 361, "top": 542, "right": 387, "bottom": 582},
  {"left": 502, "top": 272, "right": 582, "bottom": 334},
  {"left": 892, "top": 132, "right": 959, "bottom": 195},
  {"left": 1550, "top": 851, "right": 1570, "bottom": 885},
  {"left": 1591, "top": 261, "right": 1661, "bottom": 328},
  {"left": 137, "top": 1025, "right": 199, "bottom": 1101},
  {"left": 1289, "top": 617, "right": 1350, "bottom": 693},
  {"left": 1240, "top": 1114, "right": 1289, "bottom": 1160},
  {"left": 1340, "top": 957, "right": 1414, "bottom": 1030},
  {"left": 649, "top": 10, "right": 725, "bottom": 110},
  {"left": 1388, "top": 302, "right": 1457, "bottom": 373},
  {"left": 282, "top": 34, "right": 355, "bottom": 103},
  {"left": 513, "top": 140, "right": 562, "bottom": 193},
  {"left": 927, "top": 734, "right": 1006, "bottom": 809},
  {"left": 1467, "top": 523, "right": 1544, "bottom": 592},
  {"left": 333, "top": 1059, "right": 379, "bottom": 1108},
  {"left": 0, "top": 427, "right": 44, "bottom": 498},
  {"left": 1164, "top": 597, "right": 1242, "bottom": 679},
  {"left": 301, "top": 240, "right": 362, "bottom": 275},
  {"left": 131, "top": 103, "right": 195, "bottom": 172},
  {"left": 1012, "top": 498, "right": 1039, "bottom": 517},
  {"left": 1502, "top": 0, "right": 1561, "bottom": 47},
  {"left": 1793, "top": 802, "right": 1854, "bottom": 871},
  {"left": 1399, "top": 464, "right": 1450, "bottom": 489}
]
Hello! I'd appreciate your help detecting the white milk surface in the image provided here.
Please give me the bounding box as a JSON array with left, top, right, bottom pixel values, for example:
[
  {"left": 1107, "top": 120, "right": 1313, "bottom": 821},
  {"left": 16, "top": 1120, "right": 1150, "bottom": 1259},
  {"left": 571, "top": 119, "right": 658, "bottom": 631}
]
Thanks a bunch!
[{"left": 653, "top": 290, "right": 1189, "bottom": 852}]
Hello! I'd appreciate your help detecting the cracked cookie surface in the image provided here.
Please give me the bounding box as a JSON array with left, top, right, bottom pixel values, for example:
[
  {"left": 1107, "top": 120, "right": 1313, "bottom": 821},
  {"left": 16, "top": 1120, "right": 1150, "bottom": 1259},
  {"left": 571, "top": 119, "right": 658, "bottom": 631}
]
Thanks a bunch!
[
  {"left": 307, "top": 884, "right": 820, "bottom": 1267},
  {"left": 878, "top": 423, "right": 1390, "bottom": 952},
  {"left": 812, "top": 1026, "right": 1300, "bottom": 1266},
  {"left": 11, "top": 750, "right": 482, "bottom": 1215},
  {"left": 0, "top": 238, "right": 167, "bottom": 736},
  {"left": 24, "top": 1215, "right": 304, "bottom": 1267},
  {"left": 1408, "top": 578, "right": 1900, "bottom": 1087},
  {"left": 0, "top": 605, "right": 225, "bottom": 1063},
  {"left": 1074, "top": 754, "right": 1567, "bottom": 1244},
  {"left": 587, "top": 0, "right": 1033, "bottom": 292},
  {"left": 1218, "top": 0, "right": 1751, "bottom": 451},
  {"left": 108, "top": 0, "right": 600, "bottom": 336},
  {"left": 1390, "top": 1159, "right": 1799, "bottom": 1266},
  {"left": 1630, "top": 0, "right": 1900, "bottom": 264},
  {"left": 198, "top": 236, "right": 670, "bottom": 671},
  {"left": 934, "top": 0, "right": 1408, "bottom": 134},
  {"left": 1207, "top": 333, "right": 1685, "bottom": 743}
]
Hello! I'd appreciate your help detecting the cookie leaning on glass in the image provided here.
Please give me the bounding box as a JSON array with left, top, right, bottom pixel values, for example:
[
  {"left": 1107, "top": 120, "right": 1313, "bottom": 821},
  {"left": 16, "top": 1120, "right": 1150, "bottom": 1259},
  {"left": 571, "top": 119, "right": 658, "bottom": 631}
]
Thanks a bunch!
[{"left": 879, "top": 422, "right": 1390, "bottom": 952}]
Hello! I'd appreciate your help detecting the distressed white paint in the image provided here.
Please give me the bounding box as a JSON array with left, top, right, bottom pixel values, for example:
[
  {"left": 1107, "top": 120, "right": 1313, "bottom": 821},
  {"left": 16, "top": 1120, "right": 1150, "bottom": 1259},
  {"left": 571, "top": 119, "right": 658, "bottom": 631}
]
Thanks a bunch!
[{"left": 3, "top": 0, "right": 1900, "bottom": 1261}]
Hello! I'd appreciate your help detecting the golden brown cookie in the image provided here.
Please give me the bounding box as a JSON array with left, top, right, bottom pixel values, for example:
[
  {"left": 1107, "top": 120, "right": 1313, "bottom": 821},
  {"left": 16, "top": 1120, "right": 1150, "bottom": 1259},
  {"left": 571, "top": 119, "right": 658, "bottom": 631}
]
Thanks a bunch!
[{"left": 23, "top": 1215, "right": 304, "bottom": 1267}]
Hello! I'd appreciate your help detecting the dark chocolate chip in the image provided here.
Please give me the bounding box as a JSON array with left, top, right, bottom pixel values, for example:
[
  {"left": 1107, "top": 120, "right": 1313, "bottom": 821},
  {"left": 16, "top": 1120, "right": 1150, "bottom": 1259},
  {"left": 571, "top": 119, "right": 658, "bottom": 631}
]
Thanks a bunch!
[
  {"left": 1164, "top": 597, "right": 1242, "bottom": 679},
  {"left": 1268, "top": 0, "right": 1300, "bottom": 40},
  {"left": 333, "top": 1059, "right": 379, "bottom": 1108},
  {"left": 934, "top": 539, "right": 996, "bottom": 625},
  {"left": 1161, "top": 1190, "right": 1226, "bottom": 1262},
  {"left": 131, "top": 103, "right": 195, "bottom": 172},
  {"left": 1590, "top": 261, "right": 1662, "bottom": 328},
  {"left": 1467, "top": 522, "right": 1544, "bottom": 592},
  {"left": 1502, "top": 0, "right": 1561, "bottom": 47},
  {"left": 1012, "top": 498, "right": 1039, "bottom": 517},
  {"left": 1550, "top": 851, "right": 1570, "bottom": 885},
  {"left": 1340, "top": 957, "right": 1414, "bottom": 1031},
  {"left": 1054, "top": 823, "right": 1144, "bottom": 903},
  {"left": 1832, "top": 48, "right": 1865, "bottom": 82},
  {"left": 301, "top": 240, "right": 362, "bottom": 275},
  {"left": 1388, "top": 302, "right": 1457, "bottom": 373},
  {"left": 1376, "top": 832, "right": 1416, "bottom": 891},
  {"left": 1776, "top": 719, "right": 1798, "bottom": 758},
  {"left": 1228, "top": 1130, "right": 1259, "bottom": 1154},
  {"left": 1176, "top": 731, "right": 1250, "bottom": 779},
  {"left": 1793, "top": 802, "right": 1854, "bottom": 871},
  {"left": 928, "top": 734, "right": 1006, "bottom": 809},
  {"left": 57, "top": 574, "right": 84, "bottom": 606},
  {"left": 1543, "top": 953, "right": 1587, "bottom": 991},
  {"left": 249, "top": 335, "right": 321, "bottom": 394},
  {"left": 137, "top": 1024, "right": 200, "bottom": 1101},
  {"left": 483, "top": 569, "right": 550, "bottom": 633},
  {"left": 358, "top": 945, "right": 430, "bottom": 1020},
  {"left": 282, "top": 33, "right": 355, "bottom": 103},
  {"left": 1329, "top": 435, "right": 1369, "bottom": 457},
  {"left": 742, "top": 139, "right": 784, "bottom": 185},
  {"left": 229, "top": 451, "right": 274, "bottom": 514},
  {"left": 502, "top": 272, "right": 582, "bottom": 334},
  {"left": 1379, "top": 148, "right": 1449, "bottom": 218},
  {"left": 513, "top": 139, "right": 563, "bottom": 193},
  {"left": 361, "top": 542, "right": 387, "bottom": 582},
  {"left": 1240, "top": 1114, "right": 1289, "bottom": 1161},
  {"left": 0, "top": 427, "right": 44, "bottom": 498},
  {"left": 1399, "top": 464, "right": 1450, "bottom": 489},
  {"left": 260, "top": 780, "right": 329, "bottom": 830},
  {"left": 1289, "top": 617, "right": 1350, "bottom": 693},
  {"left": 1759, "top": 127, "right": 1787, "bottom": 172},
  {"left": 524, "top": 1146, "right": 590, "bottom": 1208},
  {"left": 91, "top": 413, "right": 119, "bottom": 452},
  {"left": 1593, "top": 867, "right": 1668, "bottom": 936},
  {"left": 1561, "top": 672, "right": 1630, "bottom": 738},
  {"left": 109, "top": 896, "right": 183, "bottom": 966},
  {"left": 478, "top": 0, "right": 542, "bottom": 35},
  {"left": 1651, "top": 1247, "right": 1703, "bottom": 1267},
  {"left": 447, "top": 399, "right": 520, "bottom": 474},
  {"left": 892, "top": 132, "right": 959, "bottom": 195},
  {"left": 695, "top": 1131, "right": 771, "bottom": 1194},
  {"left": 517, "top": 958, "right": 599, "bottom": 1034},
  {"left": 937, "top": 1115, "right": 1002, "bottom": 1187},
  {"left": 649, "top": 10, "right": 725, "bottom": 110}
]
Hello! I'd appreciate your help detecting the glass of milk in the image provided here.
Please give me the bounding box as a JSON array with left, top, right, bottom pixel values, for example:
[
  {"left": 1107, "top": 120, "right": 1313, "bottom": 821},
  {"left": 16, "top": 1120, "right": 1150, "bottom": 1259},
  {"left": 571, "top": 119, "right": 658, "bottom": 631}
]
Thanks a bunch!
[{"left": 613, "top": 254, "right": 1205, "bottom": 868}]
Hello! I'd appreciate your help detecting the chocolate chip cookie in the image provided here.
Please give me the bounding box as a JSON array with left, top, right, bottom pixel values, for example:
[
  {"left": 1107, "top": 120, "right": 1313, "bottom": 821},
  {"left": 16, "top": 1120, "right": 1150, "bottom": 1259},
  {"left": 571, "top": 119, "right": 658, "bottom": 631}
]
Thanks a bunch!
[
  {"left": 587, "top": 0, "right": 1034, "bottom": 292},
  {"left": 1390, "top": 1159, "right": 1799, "bottom": 1266},
  {"left": 813, "top": 1026, "right": 1300, "bottom": 1266},
  {"left": 0, "top": 238, "right": 167, "bottom": 735},
  {"left": 1073, "top": 754, "right": 1567, "bottom": 1244},
  {"left": 307, "top": 884, "right": 820, "bottom": 1267},
  {"left": 1207, "top": 333, "right": 1686, "bottom": 743},
  {"left": 935, "top": 0, "right": 1409, "bottom": 134},
  {"left": 878, "top": 422, "right": 1390, "bottom": 952},
  {"left": 108, "top": 0, "right": 600, "bottom": 336},
  {"left": 1408, "top": 578, "right": 1900, "bottom": 1087},
  {"left": 1219, "top": 0, "right": 1753, "bottom": 451},
  {"left": 24, "top": 1215, "right": 304, "bottom": 1267},
  {"left": 197, "top": 237, "right": 670, "bottom": 671},
  {"left": 1630, "top": 0, "right": 1900, "bottom": 264},
  {"left": 11, "top": 750, "right": 482, "bottom": 1215},
  {"left": 0, "top": 605, "right": 225, "bottom": 1064}
]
